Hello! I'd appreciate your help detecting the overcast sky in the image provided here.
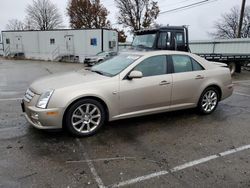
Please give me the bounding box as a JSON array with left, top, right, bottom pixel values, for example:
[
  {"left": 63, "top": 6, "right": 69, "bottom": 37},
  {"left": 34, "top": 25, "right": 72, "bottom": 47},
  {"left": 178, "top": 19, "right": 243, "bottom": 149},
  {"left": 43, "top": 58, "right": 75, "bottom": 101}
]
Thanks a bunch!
[{"left": 0, "top": 0, "right": 249, "bottom": 41}]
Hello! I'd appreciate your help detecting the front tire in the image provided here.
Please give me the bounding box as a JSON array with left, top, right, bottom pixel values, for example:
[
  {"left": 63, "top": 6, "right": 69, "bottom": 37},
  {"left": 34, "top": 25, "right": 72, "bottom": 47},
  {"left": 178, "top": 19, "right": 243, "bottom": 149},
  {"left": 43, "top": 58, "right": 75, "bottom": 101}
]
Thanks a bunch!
[
  {"left": 198, "top": 87, "right": 219, "bottom": 114},
  {"left": 65, "top": 99, "right": 106, "bottom": 137}
]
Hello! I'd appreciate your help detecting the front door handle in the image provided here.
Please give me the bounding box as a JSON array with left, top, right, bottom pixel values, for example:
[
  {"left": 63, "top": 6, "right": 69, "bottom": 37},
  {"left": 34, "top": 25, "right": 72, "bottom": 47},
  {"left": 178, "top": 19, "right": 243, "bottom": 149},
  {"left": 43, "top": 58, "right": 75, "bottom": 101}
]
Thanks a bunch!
[
  {"left": 159, "top": 80, "right": 171, "bottom": 86},
  {"left": 195, "top": 75, "right": 204, "bottom": 80}
]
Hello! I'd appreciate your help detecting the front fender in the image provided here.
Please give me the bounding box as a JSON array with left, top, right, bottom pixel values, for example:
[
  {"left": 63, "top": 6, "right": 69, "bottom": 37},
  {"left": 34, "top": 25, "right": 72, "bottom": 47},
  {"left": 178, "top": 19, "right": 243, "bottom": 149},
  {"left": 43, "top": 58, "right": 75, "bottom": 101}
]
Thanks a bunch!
[{"left": 47, "top": 81, "right": 119, "bottom": 121}]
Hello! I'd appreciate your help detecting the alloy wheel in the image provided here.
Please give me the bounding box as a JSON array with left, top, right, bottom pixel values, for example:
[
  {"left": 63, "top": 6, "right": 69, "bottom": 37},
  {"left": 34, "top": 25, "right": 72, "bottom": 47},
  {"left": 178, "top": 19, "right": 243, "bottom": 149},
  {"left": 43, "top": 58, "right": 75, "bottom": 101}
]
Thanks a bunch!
[
  {"left": 71, "top": 103, "right": 101, "bottom": 134},
  {"left": 201, "top": 90, "right": 218, "bottom": 113}
]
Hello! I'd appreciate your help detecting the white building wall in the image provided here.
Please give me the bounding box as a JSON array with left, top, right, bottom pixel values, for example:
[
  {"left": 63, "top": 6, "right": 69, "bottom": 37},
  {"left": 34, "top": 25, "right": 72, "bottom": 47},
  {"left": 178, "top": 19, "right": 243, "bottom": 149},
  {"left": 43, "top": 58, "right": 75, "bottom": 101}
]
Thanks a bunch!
[
  {"left": 82, "top": 29, "right": 102, "bottom": 57},
  {"left": 1, "top": 29, "right": 118, "bottom": 62},
  {"left": 2, "top": 32, "right": 34, "bottom": 57},
  {"left": 103, "top": 30, "right": 118, "bottom": 52},
  {"left": 0, "top": 43, "right": 3, "bottom": 56}
]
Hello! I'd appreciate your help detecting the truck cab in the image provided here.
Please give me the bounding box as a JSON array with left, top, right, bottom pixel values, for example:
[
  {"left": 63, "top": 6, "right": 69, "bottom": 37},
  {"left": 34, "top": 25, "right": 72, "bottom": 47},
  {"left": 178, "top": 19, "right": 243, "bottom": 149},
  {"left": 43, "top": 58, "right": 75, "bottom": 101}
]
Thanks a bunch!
[
  {"left": 131, "top": 26, "right": 243, "bottom": 74},
  {"left": 132, "top": 26, "right": 189, "bottom": 52}
]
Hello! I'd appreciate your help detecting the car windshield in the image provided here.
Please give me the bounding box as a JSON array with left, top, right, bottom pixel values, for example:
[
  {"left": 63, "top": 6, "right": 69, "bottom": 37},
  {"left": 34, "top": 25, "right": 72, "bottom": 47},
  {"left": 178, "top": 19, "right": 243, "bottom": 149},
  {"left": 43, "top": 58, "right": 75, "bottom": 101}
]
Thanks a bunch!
[
  {"left": 91, "top": 54, "right": 141, "bottom": 77},
  {"left": 132, "top": 33, "right": 156, "bottom": 48}
]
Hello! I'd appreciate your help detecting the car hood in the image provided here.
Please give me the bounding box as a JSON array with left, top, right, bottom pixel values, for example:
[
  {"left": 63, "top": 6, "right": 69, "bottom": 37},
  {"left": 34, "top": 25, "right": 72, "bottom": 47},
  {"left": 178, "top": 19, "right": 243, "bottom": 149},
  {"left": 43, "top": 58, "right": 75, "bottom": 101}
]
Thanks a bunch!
[
  {"left": 30, "top": 70, "right": 107, "bottom": 94},
  {"left": 85, "top": 55, "right": 104, "bottom": 59}
]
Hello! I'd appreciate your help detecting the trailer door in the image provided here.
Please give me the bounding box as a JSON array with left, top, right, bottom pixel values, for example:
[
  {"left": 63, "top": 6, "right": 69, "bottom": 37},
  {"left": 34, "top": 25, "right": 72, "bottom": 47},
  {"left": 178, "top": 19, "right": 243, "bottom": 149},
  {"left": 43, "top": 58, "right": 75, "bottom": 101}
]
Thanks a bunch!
[
  {"left": 15, "top": 36, "right": 23, "bottom": 53},
  {"left": 65, "top": 35, "right": 74, "bottom": 54}
]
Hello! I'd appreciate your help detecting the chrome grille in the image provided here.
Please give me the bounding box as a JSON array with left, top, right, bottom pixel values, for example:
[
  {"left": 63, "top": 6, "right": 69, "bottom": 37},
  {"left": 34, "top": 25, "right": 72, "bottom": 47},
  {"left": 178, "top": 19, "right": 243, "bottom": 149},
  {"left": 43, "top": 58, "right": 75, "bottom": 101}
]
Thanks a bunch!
[{"left": 24, "top": 88, "right": 35, "bottom": 103}]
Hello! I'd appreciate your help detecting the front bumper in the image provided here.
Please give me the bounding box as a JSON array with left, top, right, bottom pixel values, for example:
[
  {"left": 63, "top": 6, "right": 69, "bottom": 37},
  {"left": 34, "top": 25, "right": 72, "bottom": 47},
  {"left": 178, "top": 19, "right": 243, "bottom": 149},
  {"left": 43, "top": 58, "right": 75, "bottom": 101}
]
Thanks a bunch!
[
  {"left": 22, "top": 100, "right": 63, "bottom": 130},
  {"left": 84, "top": 59, "right": 97, "bottom": 64}
]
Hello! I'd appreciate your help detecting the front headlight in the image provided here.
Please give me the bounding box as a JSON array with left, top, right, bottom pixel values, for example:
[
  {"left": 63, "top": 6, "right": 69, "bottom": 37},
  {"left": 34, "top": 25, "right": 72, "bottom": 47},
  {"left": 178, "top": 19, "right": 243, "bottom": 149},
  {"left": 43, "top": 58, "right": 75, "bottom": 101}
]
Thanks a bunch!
[{"left": 36, "top": 89, "right": 54, "bottom": 109}]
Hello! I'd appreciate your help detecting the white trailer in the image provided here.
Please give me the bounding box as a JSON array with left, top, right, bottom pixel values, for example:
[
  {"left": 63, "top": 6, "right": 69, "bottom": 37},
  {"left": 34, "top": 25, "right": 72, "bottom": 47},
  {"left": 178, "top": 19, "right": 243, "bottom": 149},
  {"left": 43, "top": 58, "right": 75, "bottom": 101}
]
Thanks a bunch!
[
  {"left": 189, "top": 38, "right": 250, "bottom": 54},
  {"left": 1, "top": 29, "right": 118, "bottom": 62},
  {"left": 0, "top": 43, "right": 3, "bottom": 56},
  {"left": 189, "top": 38, "right": 250, "bottom": 74}
]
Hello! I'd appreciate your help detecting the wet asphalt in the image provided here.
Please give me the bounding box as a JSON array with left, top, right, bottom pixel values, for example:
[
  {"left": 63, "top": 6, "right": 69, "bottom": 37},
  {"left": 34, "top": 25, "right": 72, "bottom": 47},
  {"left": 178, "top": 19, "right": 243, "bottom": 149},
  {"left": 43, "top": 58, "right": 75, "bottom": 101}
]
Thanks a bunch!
[{"left": 0, "top": 58, "right": 250, "bottom": 188}]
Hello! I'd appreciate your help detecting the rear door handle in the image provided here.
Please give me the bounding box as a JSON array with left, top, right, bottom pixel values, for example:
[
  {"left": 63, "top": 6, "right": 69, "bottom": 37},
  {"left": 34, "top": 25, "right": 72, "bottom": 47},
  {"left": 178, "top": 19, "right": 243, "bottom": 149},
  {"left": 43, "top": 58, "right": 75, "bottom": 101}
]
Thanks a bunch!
[
  {"left": 159, "top": 80, "right": 171, "bottom": 86},
  {"left": 195, "top": 75, "right": 204, "bottom": 80}
]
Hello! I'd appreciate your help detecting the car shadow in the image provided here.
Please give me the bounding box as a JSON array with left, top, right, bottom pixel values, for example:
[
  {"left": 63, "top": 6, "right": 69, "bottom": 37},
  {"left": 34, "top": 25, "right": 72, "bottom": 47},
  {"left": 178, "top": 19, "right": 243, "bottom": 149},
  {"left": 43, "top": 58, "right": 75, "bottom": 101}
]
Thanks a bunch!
[
  {"left": 25, "top": 108, "right": 199, "bottom": 140},
  {"left": 97, "top": 108, "right": 200, "bottom": 141}
]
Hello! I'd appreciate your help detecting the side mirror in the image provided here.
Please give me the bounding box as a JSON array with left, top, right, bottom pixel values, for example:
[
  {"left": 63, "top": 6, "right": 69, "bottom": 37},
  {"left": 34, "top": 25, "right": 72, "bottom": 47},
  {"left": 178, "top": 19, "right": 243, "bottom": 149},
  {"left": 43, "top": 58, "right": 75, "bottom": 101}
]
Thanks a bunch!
[{"left": 128, "top": 70, "right": 143, "bottom": 79}]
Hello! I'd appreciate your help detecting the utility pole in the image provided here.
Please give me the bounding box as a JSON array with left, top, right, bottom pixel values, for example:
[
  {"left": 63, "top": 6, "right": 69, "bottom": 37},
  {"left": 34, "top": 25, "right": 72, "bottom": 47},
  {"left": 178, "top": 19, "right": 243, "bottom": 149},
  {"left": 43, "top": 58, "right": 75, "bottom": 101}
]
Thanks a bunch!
[{"left": 237, "top": 0, "right": 246, "bottom": 38}]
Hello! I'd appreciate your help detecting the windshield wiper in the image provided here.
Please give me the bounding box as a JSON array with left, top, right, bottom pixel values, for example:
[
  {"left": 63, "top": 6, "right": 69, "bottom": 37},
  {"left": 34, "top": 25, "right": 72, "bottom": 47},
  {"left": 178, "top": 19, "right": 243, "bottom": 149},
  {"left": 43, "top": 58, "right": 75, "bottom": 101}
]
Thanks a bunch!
[
  {"left": 91, "top": 70, "right": 105, "bottom": 75},
  {"left": 90, "top": 70, "right": 113, "bottom": 77},
  {"left": 136, "top": 44, "right": 146, "bottom": 48}
]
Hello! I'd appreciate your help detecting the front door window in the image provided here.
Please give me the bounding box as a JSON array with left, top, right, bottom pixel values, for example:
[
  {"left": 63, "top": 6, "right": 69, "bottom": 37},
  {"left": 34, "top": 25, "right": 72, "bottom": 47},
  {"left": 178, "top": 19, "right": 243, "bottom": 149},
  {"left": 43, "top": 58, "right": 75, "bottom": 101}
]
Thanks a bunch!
[{"left": 133, "top": 55, "right": 167, "bottom": 77}]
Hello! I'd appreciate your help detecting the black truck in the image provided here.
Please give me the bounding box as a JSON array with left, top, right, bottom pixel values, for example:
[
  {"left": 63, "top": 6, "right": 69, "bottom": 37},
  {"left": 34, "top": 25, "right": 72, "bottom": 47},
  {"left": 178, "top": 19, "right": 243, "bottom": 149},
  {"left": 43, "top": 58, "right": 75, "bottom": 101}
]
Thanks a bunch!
[{"left": 131, "top": 26, "right": 250, "bottom": 74}]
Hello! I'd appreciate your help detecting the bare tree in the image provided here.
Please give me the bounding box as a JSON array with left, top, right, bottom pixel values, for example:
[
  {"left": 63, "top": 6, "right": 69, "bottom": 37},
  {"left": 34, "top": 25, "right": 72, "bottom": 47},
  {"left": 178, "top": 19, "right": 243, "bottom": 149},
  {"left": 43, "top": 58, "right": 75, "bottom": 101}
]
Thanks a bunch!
[
  {"left": 115, "top": 0, "right": 160, "bottom": 33},
  {"left": 153, "top": 23, "right": 164, "bottom": 28},
  {"left": 115, "top": 29, "right": 127, "bottom": 42},
  {"left": 210, "top": 6, "right": 250, "bottom": 39},
  {"left": 6, "top": 19, "right": 25, "bottom": 30},
  {"left": 26, "top": 0, "right": 63, "bottom": 30},
  {"left": 67, "top": 0, "right": 111, "bottom": 29}
]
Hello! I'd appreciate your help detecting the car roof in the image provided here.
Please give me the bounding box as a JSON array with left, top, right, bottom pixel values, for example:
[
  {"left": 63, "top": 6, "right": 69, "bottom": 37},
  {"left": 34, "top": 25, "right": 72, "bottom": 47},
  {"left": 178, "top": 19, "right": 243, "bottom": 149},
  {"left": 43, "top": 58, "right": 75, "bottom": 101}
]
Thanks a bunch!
[
  {"left": 120, "top": 50, "right": 192, "bottom": 57},
  {"left": 118, "top": 50, "right": 214, "bottom": 70}
]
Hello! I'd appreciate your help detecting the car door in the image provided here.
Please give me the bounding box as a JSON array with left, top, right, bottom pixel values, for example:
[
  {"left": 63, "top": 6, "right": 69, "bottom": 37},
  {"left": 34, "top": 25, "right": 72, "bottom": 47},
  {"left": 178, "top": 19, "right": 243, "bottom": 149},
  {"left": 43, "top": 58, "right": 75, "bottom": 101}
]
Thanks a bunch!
[
  {"left": 170, "top": 55, "right": 206, "bottom": 107},
  {"left": 119, "top": 55, "right": 173, "bottom": 115}
]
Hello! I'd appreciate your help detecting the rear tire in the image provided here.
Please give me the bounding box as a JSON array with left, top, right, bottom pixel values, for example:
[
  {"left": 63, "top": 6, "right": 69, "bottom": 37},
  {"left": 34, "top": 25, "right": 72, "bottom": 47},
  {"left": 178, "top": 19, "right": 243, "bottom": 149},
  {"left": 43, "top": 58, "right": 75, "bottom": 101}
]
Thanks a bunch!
[
  {"left": 198, "top": 87, "right": 219, "bottom": 115},
  {"left": 228, "top": 62, "right": 236, "bottom": 75},
  {"left": 65, "top": 99, "right": 106, "bottom": 137}
]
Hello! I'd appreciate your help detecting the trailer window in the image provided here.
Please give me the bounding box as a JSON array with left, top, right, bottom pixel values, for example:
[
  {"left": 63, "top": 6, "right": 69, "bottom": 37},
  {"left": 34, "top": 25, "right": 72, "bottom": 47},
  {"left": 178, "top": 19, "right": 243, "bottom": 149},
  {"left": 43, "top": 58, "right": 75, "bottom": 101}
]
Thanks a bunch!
[
  {"left": 91, "top": 38, "right": 97, "bottom": 46},
  {"left": 109, "top": 41, "right": 116, "bottom": 48},
  {"left": 50, "top": 39, "right": 55, "bottom": 45},
  {"left": 6, "top": 39, "right": 10, "bottom": 44}
]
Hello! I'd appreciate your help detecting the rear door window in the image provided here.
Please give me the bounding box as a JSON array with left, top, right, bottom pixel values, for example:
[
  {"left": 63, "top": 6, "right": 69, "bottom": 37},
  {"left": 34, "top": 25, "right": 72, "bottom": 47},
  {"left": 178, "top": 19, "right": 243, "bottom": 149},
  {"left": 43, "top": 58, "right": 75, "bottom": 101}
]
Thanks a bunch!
[
  {"left": 171, "top": 55, "right": 192, "bottom": 73},
  {"left": 191, "top": 58, "right": 204, "bottom": 71},
  {"left": 171, "top": 55, "right": 205, "bottom": 73}
]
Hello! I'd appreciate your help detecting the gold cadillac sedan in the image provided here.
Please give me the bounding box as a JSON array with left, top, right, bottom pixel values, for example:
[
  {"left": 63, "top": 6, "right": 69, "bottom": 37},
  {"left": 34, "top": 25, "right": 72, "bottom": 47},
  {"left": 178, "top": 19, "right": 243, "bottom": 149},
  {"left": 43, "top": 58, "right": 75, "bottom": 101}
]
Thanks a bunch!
[{"left": 22, "top": 51, "right": 233, "bottom": 137}]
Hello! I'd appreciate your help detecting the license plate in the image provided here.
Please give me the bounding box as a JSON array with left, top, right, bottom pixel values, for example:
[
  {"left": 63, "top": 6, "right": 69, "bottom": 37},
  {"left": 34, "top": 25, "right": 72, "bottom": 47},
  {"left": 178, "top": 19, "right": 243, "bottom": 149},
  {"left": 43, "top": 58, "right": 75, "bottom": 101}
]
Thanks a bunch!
[{"left": 21, "top": 100, "right": 25, "bottom": 112}]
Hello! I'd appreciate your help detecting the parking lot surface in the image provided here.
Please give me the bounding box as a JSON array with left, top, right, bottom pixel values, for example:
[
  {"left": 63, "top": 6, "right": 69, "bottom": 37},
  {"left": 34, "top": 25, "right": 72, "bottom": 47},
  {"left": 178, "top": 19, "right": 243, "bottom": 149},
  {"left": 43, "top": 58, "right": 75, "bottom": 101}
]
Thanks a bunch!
[{"left": 0, "top": 58, "right": 250, "bottom": 188}]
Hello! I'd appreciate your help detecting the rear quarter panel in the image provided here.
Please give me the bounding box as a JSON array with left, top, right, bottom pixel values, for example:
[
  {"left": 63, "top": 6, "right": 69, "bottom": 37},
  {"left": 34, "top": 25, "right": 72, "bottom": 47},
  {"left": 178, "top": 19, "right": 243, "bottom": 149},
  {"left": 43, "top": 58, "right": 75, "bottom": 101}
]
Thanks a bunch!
[{"left": 201, "top": 67, "right": 233, "bottom": 101}]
